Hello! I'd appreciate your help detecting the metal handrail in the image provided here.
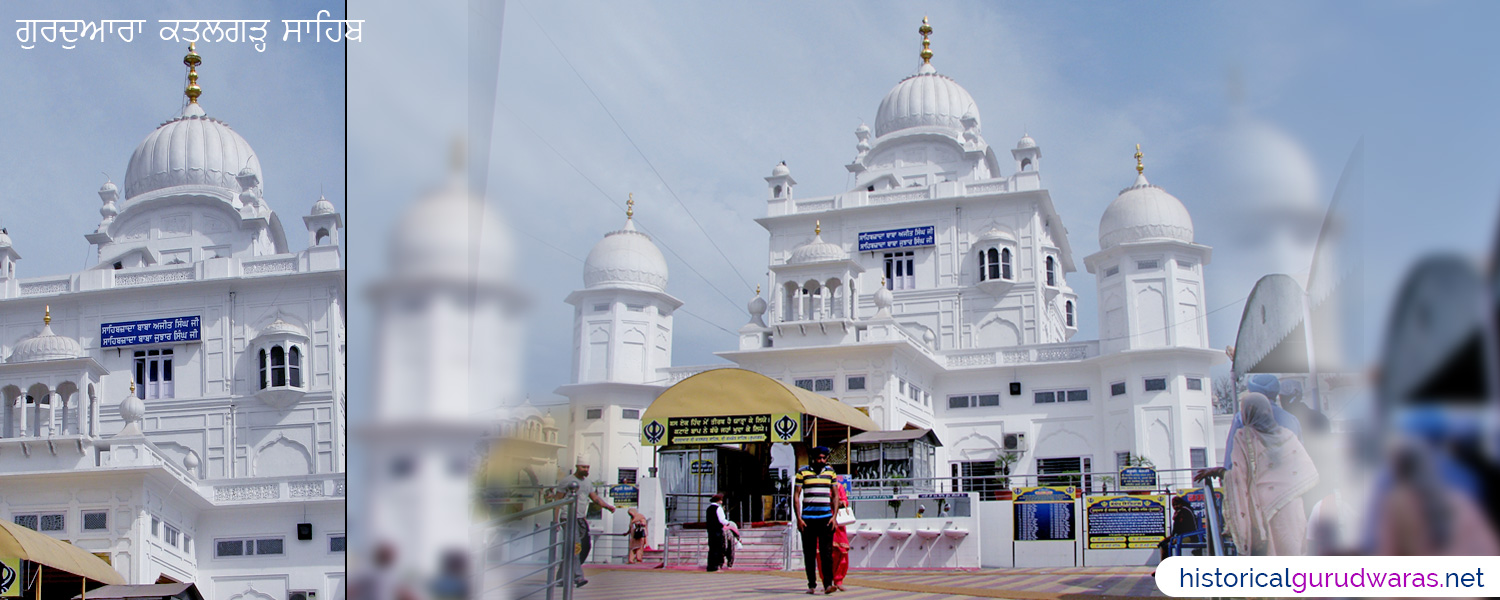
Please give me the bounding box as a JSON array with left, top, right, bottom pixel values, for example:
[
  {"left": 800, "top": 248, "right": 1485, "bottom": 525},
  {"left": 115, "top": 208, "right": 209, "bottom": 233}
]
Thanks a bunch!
[{"left": 486, "top": 484, "right": 580, "bottom": 600}]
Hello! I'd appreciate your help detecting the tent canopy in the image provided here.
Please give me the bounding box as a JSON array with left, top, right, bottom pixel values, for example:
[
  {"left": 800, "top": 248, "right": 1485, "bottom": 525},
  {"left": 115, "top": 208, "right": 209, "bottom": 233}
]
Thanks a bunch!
[
  {"left": 646, "top": 368, "right": 878, "bottom": 433},
  {"left": 845, "top": 428, "right": 942, "bottom": 446},
  {"left": 0, "top": 519, "right": 125, "bottom": 585},
  {"left": 73, "top": 583, "right": 203, "bottom": 600}
]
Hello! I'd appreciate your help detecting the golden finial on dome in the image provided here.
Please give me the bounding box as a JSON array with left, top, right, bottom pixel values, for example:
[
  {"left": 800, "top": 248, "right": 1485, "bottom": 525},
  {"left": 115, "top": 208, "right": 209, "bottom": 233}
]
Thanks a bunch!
[
  {"left": 626, "top": 193, "right": 634, "bottom": 219},
  {"left": 184, "top": 42, "right": 202, "bottom": 104},
  {"left": 919, "top": 17, "right": 933, "bottom": 64},
  {"left": 43, "top": 305, "right": 50, "bottom": 325},
  {"left": 1135, "top": 144, "right": 1144, "bottom": 174},
  {"left": 815, "top": 220, "right": 821, "bottom": 236},
  {"left": 756, "top": 284, "right": 761, "bottom": 296},
  {"left": 130, "top": 378, "right": 136, "bottom": 395}
]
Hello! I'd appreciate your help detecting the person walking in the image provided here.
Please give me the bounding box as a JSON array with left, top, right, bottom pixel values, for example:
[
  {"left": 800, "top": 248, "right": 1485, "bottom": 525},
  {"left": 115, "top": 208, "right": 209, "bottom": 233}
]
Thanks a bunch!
[
  {"left": 556, "top": 460, "right": 617, "bottom": 587},
  {"left": 627, "top": 508, "right": 649, "bottom": 564},
  {"left": 794, "top": 446, "right": 840, "bottom": 594},
  {"left": 1223, "top": 393, "right": 1319, "bottom": 555},
  {"left": 830, "top": 478, "right": 851, "bottom": 591},
  {"left": 706, "top": 492, "right": 729, "bottom": 572}
]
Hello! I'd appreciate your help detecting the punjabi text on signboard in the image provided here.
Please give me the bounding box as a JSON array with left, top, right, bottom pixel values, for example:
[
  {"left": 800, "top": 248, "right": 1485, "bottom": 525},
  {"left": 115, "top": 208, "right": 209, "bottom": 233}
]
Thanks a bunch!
[
  {"left": 101, "top": 315, "right": 201, "bottom": 348},
  {"left": 857, "top": 225, "right": 935, "bottom": 252},
  {"left": 1086, "top": 495, "right": 1167, "bottom": 549}
]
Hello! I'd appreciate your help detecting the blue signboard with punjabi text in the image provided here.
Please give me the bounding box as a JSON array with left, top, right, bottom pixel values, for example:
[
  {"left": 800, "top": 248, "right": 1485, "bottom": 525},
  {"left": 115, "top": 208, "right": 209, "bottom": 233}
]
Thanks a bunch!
[
  {"left": 858, "top": 225, "right": 935, "bottom": 252},
  {"left": 101, "top": 316, "right": 201, "bottom": 348}
]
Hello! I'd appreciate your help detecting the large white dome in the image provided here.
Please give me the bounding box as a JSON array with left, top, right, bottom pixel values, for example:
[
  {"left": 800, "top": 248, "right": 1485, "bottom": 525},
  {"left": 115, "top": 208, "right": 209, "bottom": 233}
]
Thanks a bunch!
[
  {"left": 874, "top": 64, "right": 980, "bottom": 138},
  {"left": 9, "top": 322, "right": 84, "bottom": 363},
  {"left": 124, "top": 104, "right": 261, "bottom": 201},
  {"left": 1098, "top": 173, "right": 1195, "bottom": 250},
  {"left": 583, "top": 219, "right": 668, "bottom": 292},
  {"left": 391, "top": 174, "right": 515, "bottom": 283}
]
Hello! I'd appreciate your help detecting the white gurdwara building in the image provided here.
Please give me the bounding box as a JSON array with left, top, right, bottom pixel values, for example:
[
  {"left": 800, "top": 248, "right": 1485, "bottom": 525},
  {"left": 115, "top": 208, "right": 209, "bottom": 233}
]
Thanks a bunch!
[
  {"left": 562, "top": 24, "right": 1224, "bottom": 516},
  {"left": 0, "top": 46, "right": 346, "bottom": 596}
]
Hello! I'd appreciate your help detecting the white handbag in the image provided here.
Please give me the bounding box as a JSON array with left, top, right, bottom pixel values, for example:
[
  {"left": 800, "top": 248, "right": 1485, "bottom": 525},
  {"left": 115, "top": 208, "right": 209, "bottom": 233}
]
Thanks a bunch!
[{"left": 834, "top": 507, "right": 857, "bottom": 526}]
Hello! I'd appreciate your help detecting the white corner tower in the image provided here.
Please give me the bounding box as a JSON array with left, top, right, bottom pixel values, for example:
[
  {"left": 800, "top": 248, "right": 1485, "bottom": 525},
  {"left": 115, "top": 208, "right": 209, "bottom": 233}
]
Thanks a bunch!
[
  {"left": 557, "top": 195, "right": 681, "bottom": 491},
  {"left": 1085, "top": 145, "right": 1213, "bottom": 354}
]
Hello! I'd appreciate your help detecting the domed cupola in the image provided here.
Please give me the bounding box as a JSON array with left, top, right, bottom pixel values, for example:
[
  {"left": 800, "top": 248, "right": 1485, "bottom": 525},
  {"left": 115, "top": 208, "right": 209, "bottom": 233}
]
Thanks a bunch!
[
  {"left": 123, "top": 44, "right": 261, "bottom": 203},
  {"left": 582, "top": 194, "right": 669, "bottom": 292},
  {"left": 9, "top": 306, "right": 85, "bottom": 363},
  {"left": 391, "top": 140, "right": 515, "bottom": 282},
  {"left": 1098, "top": 145, "right": 1194, "bottom": 250},
  {"left": 787, "top": 221, "right": 849, "bottom": 265},
  {"left": 873, "top": 18, "right": 980, "bottom": 138}
]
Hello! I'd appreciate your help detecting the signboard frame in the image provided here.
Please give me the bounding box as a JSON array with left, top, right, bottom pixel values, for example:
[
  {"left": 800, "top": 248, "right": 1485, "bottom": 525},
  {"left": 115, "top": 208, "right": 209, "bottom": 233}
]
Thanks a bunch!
[
  {"left": 101, "top": 315, "right": 202, "bottom": 348},
  {"left": 1084, "top": 494, "right": 1168, "bottom": 550},
  {"left": 857, "top": 225, "right": 936, "bottom": 252},
  {"left": 641, "top": 412, "right": 802, "bottom": 446}
]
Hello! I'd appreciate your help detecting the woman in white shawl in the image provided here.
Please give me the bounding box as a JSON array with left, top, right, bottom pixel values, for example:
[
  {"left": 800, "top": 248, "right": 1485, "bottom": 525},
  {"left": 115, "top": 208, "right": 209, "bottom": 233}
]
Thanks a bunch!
[{"left": 1224, "top": 393, "right": 1319, "bottom": 555}]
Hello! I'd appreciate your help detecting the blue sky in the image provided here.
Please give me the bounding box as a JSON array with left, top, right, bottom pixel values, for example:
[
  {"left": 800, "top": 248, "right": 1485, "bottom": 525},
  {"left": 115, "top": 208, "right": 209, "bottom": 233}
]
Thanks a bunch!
[
  {"left": 348, "top": 1, "right": 1500, "bottom": 414},
  {"left": 0, "top": 1, "right": 347, "bottom": 273}
]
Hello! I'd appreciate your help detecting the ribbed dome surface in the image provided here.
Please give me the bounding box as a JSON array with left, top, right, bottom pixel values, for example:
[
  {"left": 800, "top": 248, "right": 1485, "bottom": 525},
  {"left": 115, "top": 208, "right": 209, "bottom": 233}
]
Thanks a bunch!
[
  {"left": 257, "top": 318, "right": 307, "bottom": 339},
  {"left": 1098, "top": 174, "right": 1195, "bottom": 250},
  {"left": 311, "top": 197, "right": 337, "bottom": 215},
  {"left": 874, "top": 65, "right": 980, "bottom": 138},
  {"left": 787, "top": 234, "right": 848, "bottom": 265},
  {"left": 124, "top": 104, "right": 261, "bottom": 200},
  {"left": 9, "top": 324, "right": 85, "bottom": 363},
  {"left": 583, "top": 220, "right": 669, "bottom": 291}
]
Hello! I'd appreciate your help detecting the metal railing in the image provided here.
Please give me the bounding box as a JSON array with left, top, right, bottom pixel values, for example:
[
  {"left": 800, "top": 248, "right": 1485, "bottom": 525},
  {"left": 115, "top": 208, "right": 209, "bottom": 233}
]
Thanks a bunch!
[
  {"left": 849, "top": 467, "right": 1210, "bottom": 500},
  {"left": 483, "top": 484, "right": 580, "bottom": 600}
]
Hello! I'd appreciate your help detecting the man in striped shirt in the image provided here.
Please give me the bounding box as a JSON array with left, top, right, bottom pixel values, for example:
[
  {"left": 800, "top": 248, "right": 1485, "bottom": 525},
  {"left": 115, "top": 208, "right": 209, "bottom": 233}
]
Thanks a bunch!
[{"left": 795, "top": 446, "right": 842, "bottom": 594}]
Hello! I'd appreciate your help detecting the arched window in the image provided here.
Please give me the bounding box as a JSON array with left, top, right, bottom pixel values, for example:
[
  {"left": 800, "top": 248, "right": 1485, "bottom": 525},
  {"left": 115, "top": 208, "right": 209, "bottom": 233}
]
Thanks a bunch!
[
  {"left": 316, "top": 228, "right": 330, "bottom": 245},
  {"left": 271, "top": 346, "right": 286, "bottom": 387},
  {"left": 1065, "top": 301, "right": 1075, "bottom": 327},
  {"left": 1001, "top": 248, "right": 1013, "bottom": 280},
  {"left": 1045, "top": 256, "right": 1056, "bottom": 286},
  {"left": 289, "top": 346, "right": 302, "bottom": 388},
  {"left": 977, "top": 250, "right": 988, "bottom": 282},
  {"left": 1021, "top": 158, "right": 1032, "bottom": 171},
  {"left": 986, "top": 248, "right": 1000, "bottom": 281},
  {"left": 259, "top": 342, "right": 306, "bottom": 390},
  {"left": 774, "top": 185, "right": 783, "bottom": 198}
]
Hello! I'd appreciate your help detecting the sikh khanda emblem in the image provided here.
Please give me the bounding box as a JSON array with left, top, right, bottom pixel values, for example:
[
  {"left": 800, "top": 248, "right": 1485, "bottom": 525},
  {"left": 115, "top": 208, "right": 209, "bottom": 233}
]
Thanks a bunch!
[
  {"left": 642, "top": 419, "right": 666, "bottom": 445},
  {"left": 773, "top": 415, "right": 799, "bottom": 442},
  {"left": 0, "top": 558, "right": 15, "bottom": 598}
]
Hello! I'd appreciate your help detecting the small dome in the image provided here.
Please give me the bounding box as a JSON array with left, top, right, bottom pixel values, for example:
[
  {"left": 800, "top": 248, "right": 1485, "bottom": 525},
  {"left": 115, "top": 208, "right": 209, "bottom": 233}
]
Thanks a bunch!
[
  {"left": 257, "top": 318, "right": 307, "bottom": 339},
  {"left": 311, "top": 196, "right": 336, "bottom": 216},
  {"left": 99, "top": 181, "right": 119, "bottom": 195},
  {"left": 583, "top": 219, "right": 669, "bottom": 292},
  {"left": 855, "top": 123, "right": 871, "bottom": 135},
  {"left": 542, "top": 412, "right": 557, "bottom": 429},
  {"left": 0, "top": 230, "right": 13, "bottom": 248},
  {"left": 1098, "top": 173, "right": 1195, "bottom": 250},
  {"left": 874, "top": 285, "right": 894, "bottom": 312},
  {"left": 124, "top": 104, "right": 261, "bottom": 201},
  {"left": 874, "top": 66, "right": 980, "bottom": 138},
  {"left": 119, "top": 390, "right": 145, "bottom": 426},
  {"left": 9, "top": 322, "right": 85, "bottom": 363},
  {"left": 183, "top": 453, "right": 200, "bottom": 470},
  {"left": 977, "top": 227, "right": 1016, "bottom": 244},
  {"left": 391, "top": 172, "right": 515, "bottom": 282},
  {"left": 771, "top": 162, "right": 790, "bottom": 177},
  {"left": 1016, "top": 135, "right": 1037, "bottom": 149},
  {"left": 787, "top": 233, "right": 848, "bottom": 265},
  {"left": 748, "top": 294, "right": 768, "bottom": 317}
]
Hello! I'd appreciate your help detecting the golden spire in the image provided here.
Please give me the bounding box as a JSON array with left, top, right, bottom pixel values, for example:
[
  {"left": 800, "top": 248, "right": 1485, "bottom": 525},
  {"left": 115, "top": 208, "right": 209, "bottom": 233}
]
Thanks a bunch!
[
  {"left": 130, "top": 378, "right": 136, "bottom": 395},
  {"left": 43, "top": 305, "right": 50, "bottom": 325},
  {"left": 756, "top": 285, "right": 761, "bottom": 296},
  {"left": 626, "top": 193, "right": 634, "bottom": 219},
  {"left": 919, "top": 17, "right": 933, "bottom": 64},
  {"left": 184, "top": 42, "right": 202, "bottom": 104},
  {"left": 815, "top": 220, "right": 821, "bottom": 236},
  {"left": 1134, "top": 144, "right": 1144, "bottom": 174}
]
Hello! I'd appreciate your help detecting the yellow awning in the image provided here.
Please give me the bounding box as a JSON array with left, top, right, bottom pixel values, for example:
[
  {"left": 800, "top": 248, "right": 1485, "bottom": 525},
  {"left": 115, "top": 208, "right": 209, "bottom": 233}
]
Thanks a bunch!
[
  {"left": 0, "top": 520, "right": 125, "bottom": 585},
  {"left": 646, "top": 368, "right": 879, "bottom": 433}
]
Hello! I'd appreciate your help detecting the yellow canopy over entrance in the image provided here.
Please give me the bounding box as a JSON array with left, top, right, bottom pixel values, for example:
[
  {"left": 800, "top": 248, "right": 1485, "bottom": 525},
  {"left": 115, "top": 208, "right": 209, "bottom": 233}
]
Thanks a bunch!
[
  {"left": 645, "top": 368, "right": 878, "bottom": 435},
  {"left": 0, "top": 519, "right": 125, "bottom": 585}
]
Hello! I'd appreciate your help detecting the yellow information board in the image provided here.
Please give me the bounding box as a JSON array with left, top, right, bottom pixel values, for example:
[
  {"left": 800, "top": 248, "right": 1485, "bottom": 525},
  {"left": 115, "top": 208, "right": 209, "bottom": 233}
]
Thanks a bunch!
[{"left": 0, "top": 557, "right": 19, "bottom": 598}]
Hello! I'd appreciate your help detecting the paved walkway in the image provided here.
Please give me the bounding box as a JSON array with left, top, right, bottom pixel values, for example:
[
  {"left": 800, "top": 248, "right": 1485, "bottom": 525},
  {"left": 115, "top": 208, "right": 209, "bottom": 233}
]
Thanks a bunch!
[{"left": 576, "top": 566, "right": 1164, "bottom": 600}]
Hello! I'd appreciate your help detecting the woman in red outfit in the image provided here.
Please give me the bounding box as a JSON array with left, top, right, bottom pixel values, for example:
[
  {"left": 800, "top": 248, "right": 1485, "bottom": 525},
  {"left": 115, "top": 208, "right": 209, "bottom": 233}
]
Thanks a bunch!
[{"left": 830, "top": 480, "right": 851, "bottom": 591}]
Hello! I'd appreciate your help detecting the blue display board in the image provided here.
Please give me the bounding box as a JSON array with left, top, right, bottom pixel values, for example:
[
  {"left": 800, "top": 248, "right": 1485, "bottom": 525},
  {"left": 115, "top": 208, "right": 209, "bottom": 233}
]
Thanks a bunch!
[
  {"left": 609, "top": 484, "right": 639, "bottom": 507},
  {"left": 1086, "top": 495, "right": 1167, "bottom": 549},
  {"left": 101, "top": 315, "right": 201, "bottom": 348},
  {"left": 857, "top": 225, "right": 935, "bottom": 252},
  {"left": 1013, "top": 487, "right": 1076, "bottom": 541},
  {"left": 1119, "top": 466, "right": 1158, "bottom": 490}
]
